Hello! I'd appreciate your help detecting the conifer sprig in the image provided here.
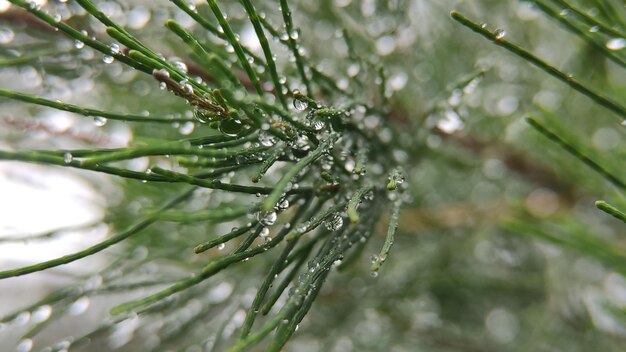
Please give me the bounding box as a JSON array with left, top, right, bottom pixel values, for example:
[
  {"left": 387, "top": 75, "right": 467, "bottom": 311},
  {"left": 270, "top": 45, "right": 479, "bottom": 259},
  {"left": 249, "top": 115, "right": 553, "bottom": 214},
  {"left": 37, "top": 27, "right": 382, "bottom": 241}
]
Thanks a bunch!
[
  {"left": 451, "top": 10, "right": 626, "bottom": 121},
  {"left": 0, "top": 0, "right": 404, "bottom": 350}
]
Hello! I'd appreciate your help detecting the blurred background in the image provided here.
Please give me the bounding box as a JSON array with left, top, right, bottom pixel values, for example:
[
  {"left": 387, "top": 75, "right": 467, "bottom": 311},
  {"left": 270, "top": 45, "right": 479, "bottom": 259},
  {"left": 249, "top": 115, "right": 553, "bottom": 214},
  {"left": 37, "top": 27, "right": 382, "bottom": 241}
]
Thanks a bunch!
[{"left": 0, "top": 0, "right": 625, "bottom": 351}]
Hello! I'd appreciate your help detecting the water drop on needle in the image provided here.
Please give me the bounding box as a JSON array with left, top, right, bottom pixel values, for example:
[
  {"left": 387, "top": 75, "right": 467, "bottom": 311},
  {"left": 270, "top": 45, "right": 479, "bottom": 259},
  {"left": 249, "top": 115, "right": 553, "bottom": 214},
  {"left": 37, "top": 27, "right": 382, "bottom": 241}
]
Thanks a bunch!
[
  {"left": 258, "top": 211, "right": 277, "bottom": 226},
  {"left": 94, "top": 116, "right": 108, "bottom": 126},
  {"left": 324, "top": 214, "right": 343, "bottom": 231},
  {"left": 606, "top": 38, "right": 626, "bottom": 51}
]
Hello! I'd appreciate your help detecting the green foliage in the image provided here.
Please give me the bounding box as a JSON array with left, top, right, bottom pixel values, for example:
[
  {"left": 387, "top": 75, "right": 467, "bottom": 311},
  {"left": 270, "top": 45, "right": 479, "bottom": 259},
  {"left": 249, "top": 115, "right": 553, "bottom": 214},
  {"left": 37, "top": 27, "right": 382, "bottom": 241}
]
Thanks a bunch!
[{"left": 0, "top": 0, "right": 625, "bottom": 351}]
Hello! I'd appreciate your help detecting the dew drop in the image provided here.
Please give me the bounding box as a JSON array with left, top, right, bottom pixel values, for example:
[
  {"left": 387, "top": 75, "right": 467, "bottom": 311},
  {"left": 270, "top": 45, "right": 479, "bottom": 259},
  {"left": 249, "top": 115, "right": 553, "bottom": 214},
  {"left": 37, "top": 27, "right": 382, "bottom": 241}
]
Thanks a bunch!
[
  {"left": 293, "top": 96, "right": 308, "bottom": 111},
  {"left": 259, "top": 227, "right": 270, "bottom": 238},
  {"left": 258, "top": 131, "right": 276, "bottom": 147},
  {"left": 74, "top": 40, "right": 85, "bottom": 49},
  {"left": 102, "top": 55, "right": 115, "bottom": 64},
  {"left": 324, "top": 214, "right": 343, "bottom": 231},
  {"left": 258, "top": 211, "right": 277, "bottom": 226},
  {"left": 54, "top": 341, "right": 72, "bottom": 351},
  {"left": 218, "top": 119, "right": 243, "bottom": 136},
  {"left": 277, "top": 198, "right": 290, "bottom": 210},
  {"left": 69, "top": 296, "right": 90, "bottom": 315},
  {"left": 63, "top": 152, "right": 73, "bottom": 164},
  {"left": 375, "top": 35, "right": 396, "bottom": 56},
  {"left": 16, "top": 339, "right": 33, "bottom": 352},
  {"left": 31, "top": 305, "right": 52, "bottom": 323},
  {"left": 494, "top": 29, "right": 506, "bottom": 40},
  {"left": 178, "top": 121, "right": 195, "bottom": 135},
  {"left": 217, "top": 243, "right": 225, "bottom": 250},
  {"left": 347, "top": 63, "right": 360, "bottom": 77},
  {"left": 606, "top": 38, "right": 626, "bottom": 51},
  {"left": 436, "top": 109, "right": 463, "bottom": 134},
  {"left": 94, "top": 116, "right": 108, "bottom": 126},
  {"left": 0, "top": 27, "right": 15, "bottom": 44},
  {"left": 310, "top": 119, "right": 325, "bottom": 131},
  {"left": 181, "top": 82, "right": 194, "bottom": 94},
  {"left": 173, "top": 60, "right": 188, "bottom": 73},
  {"left": 13, "top": 311, "right": 31, "bottom": 326},
  {"left": 110, "top": 43, "right": 121, "bottom": 55}
]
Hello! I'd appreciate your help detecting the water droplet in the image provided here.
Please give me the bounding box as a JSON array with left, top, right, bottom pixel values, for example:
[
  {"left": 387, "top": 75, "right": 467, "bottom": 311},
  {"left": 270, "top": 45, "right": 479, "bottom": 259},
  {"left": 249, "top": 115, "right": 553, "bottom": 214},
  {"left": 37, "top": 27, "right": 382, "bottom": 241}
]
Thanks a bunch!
[
  {"left": 63, "top": 152, "right": 73, "bottom": 164},
  {"left": 375, "top": 35, "right": 396, "bottom": 56},
  {"left": 494, "top": 29, "right": 506, "bottom": 40},
  {"left": 181, "top": 81, "right": 194, "bottom": 94},
  {"left": 54, "top": 341, "right": 72, "bottom": 351},
  {"left": 347, "top": 63, "right": 360, "bottom": 77},
  {"left": 370, "top": 271, "right": 379, "bottom": 278},
  {"left": 0, "top": 27, "right": 15, "bottom": 44},
  {"left": 94, "top": 116, "right": 108, "bottom": 126},
  {"left": 324, "top": 214, "right": 343, "bottom": 231},
  {"left": 74, "top": 40, "right": 85, "bottom": 49},
  {"left": 31, "top": 305, "right": 52, "bottom": 323},
  {"left": 293, "top": 134, "right": 310, "bottom": 150},
  {"left": 217, "top": 243, "right": 225, "bottom": 250},
  {"left": 436, "top": 109, "right": 463, "bottom": 134},
  {"left": 13, "top": 311, "right": 31, "bottom": 326},
  {"left": 16, "top": 339, "right": 33, "bottom": 352},
  {"left": 178, "top": 121, "right": 195, "bottom": 135},
  {"left": 389, "top": 172, "right": 405, "bottom": 187},
  {"left": 173, "top": 60, "right": 188, "bottom": 73},
  {"left": 277, "top": 198, "right": 290, "bottom": 210},
  {"left": 259, "top": 227, "right": 270, "bottom": 238},
  {"left": 110, "top": 43, "right": 121, "bottom": 55},
  {"left": 606, "top": 38, "right": 626, "bottom": 51},
  {"left": 257, "top": 211, "right": 277, "bottom": 226},
  {"left": 103, "top": 55, "right": 115, "bottom": 64},
  {"left": 69, "top": 296, "right": 90, "bottom": 315},
  {"left": 258, "top": 132, "right": 276, "bottom": 147},
  {"left": 588, "top": 26, "right": 599, "bottom": 33},
  {"left": 218, "top": 119, "right": 243, "bottom": 136},
  {"left": 293, "top": 96, "right": 308, "bottom": 111},
  {"left": 310, "top": 119, "right": 325, "bottom": 131}
]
